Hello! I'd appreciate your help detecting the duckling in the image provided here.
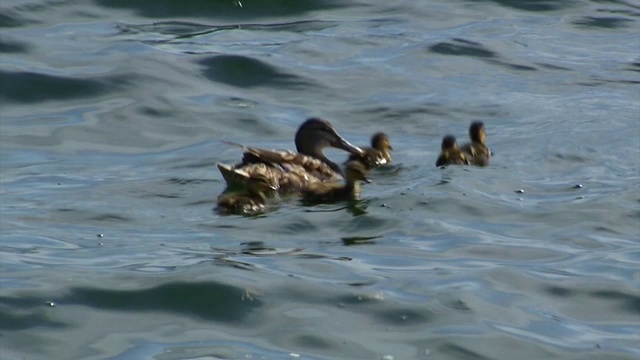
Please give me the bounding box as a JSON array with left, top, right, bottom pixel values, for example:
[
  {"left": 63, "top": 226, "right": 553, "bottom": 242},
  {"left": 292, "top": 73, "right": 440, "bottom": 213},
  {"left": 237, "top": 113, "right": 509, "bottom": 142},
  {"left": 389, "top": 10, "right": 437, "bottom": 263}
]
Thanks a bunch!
[
  {"left": 435, "top": 135, "right": 469, "bottom": 167},
  {"left": 301, "top": 160, "right": 371, "bottom": 204},
  {"left": 460, "top": 121, "right": 491, "bottom": 166},
  {"left": 216, "top": 174, "right": 276, "bottom": 215},
  {"left": 347, "top": 132, "right": 393, "bottom": 169},
  {"left": 217, "top": 118, "right": 364, "bottom": 193}
]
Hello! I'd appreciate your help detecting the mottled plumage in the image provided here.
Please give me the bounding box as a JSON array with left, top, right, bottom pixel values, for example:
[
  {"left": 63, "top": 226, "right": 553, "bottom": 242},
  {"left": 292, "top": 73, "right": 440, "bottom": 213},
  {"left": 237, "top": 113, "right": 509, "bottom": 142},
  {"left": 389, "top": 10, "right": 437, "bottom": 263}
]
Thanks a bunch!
[
  {"left": 436, "top": 135, "right": 469, "bottom": 167},
  {"left": 216, "top": 174, "right": 276, "bottom": 215},
  {"left": 301, "top": 161, "right": 371, "bottom": 203},
  {"left": 460, "top": 121, "right": 491, "bottom": 166},
  {"left": 347, "top": 132, "right": 393, "bottom": 169},
  {"left": 217, "top": 118, "right": 364, "bottom": 193}
]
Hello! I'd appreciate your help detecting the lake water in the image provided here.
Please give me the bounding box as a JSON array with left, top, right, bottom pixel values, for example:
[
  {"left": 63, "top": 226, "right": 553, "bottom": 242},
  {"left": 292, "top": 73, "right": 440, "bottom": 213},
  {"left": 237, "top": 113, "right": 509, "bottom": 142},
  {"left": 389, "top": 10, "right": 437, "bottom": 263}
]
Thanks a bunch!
[{"left": 1, "top": 0, "right": 639, "bottom": 359}]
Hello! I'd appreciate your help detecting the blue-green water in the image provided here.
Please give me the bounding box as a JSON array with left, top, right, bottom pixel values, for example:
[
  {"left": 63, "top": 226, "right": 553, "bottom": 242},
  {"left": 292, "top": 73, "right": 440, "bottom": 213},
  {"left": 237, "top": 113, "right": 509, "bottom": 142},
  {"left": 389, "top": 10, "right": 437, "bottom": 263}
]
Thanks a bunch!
[{"left": 1, "top": 1, "right": 639, "bottom": 359}]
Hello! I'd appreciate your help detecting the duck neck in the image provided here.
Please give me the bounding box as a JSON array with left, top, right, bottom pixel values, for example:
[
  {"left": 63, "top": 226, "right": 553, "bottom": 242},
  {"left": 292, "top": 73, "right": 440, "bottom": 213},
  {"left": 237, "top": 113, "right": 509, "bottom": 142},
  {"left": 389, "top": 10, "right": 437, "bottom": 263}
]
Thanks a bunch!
[
  {"left": 381, "top": 149, "right": 391, "bottom": 162},
  {"left": 315, "top": 152, "right": 343, "bottom": 176}
]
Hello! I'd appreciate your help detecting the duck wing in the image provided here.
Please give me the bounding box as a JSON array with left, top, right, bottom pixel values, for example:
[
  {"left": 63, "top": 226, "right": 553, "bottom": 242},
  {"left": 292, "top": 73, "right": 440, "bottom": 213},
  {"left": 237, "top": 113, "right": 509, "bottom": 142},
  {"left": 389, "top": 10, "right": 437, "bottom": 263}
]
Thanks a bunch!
[{"left": 238, "top": 145, "right": 341, "bottom": 181}]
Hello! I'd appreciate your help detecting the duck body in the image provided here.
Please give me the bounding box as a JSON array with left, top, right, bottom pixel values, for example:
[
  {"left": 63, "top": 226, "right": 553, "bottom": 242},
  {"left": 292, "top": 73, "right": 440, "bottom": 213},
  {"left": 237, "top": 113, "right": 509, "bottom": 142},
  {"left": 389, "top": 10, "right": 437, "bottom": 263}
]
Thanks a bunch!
[
  {"left": 347, "top": 132, "right": 393, "bottom": 169},
  {"left": 436, "top": 135, "right": 470, "bottom": 167},
  {"left": 217, "top": 118, "right": 363, "bottom": 193},
  {"left": 460, "top": 121, "right": 491, "bottom": 166},
  {"left": 301, "top": 161, "right": 371, "bottom": 204}
]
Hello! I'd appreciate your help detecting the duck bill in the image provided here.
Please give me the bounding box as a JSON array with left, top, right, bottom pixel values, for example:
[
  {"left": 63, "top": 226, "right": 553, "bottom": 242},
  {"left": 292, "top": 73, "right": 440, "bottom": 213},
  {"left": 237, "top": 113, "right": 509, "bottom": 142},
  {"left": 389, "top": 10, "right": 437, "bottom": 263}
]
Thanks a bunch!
[{"left": 334, "top": 137, "right": 364, "bottom": 156}]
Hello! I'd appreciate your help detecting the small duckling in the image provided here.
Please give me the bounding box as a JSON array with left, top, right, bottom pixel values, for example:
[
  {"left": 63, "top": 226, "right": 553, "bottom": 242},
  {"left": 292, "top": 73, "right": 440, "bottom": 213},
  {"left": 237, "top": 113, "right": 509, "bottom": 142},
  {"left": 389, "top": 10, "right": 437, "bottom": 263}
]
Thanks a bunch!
[
  {"left": 301, "top": 161, "right": 371, "bottom": 203},
  {"left": 460, "top": 121, "right": 491, "bottom": 166},
  {"left": 435, "top": 135, "right": 469, "bottom": 167},
  {"left": 216, "top": 175, "right": 276, "bottom": 215},
  {"left": 347, "top": 132, "right": 393, "bottom": 169}
]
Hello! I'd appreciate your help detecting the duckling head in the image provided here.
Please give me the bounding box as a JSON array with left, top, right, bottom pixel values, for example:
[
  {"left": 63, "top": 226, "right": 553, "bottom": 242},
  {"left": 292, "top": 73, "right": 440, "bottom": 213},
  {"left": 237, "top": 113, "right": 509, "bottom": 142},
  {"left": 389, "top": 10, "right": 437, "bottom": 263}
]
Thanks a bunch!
[
  {"left": 344, "top": 160, "right": 372, "bottom": 184},
  {"left": 441, "top": 134, "right": 459, "bottom": 151},
  {"left": 295, "top": 118, "right": 364, "bottom": 157},
  {"left": 371, "top": 132, "right": 393, "bottom": 151},
  {"left": 469, "top": 121, "right": 486, "bottom": 144}
]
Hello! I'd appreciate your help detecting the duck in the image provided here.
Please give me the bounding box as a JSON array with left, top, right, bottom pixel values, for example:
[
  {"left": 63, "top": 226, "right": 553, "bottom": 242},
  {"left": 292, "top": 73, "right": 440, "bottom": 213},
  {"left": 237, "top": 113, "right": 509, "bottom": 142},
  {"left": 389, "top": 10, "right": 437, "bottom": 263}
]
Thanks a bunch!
[
  {"left": 460, "top": 121, "right": 491, "bottom": 166},
  {"left": 300, "top": 160, "right": 371, "bottom": 204},
  {"left": 216, "top": 174, "right": 276, "bottom": 215},
  {"left": 346, "top": 132, "right": 393, "bottom": 169},
  {"left": 435, "top": 135, "right": 470, "bottom": 167},
  {"left": 217, "top": 118, "right": 364, "bottom": 193}
]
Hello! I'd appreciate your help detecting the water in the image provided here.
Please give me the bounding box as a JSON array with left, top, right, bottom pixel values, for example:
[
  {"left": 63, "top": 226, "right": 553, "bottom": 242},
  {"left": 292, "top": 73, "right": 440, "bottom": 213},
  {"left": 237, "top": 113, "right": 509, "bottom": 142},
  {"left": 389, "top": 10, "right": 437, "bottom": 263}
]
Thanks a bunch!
[{"left": 1, "top": 0, "right": 639, "bottom": 359}]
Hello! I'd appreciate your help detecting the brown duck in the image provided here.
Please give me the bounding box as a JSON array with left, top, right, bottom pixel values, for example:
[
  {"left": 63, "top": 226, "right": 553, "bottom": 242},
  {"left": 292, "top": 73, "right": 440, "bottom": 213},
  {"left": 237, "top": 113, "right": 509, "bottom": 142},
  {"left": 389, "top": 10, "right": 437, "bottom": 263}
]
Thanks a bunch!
[
  {"left": 435, "top": 135, "right": 469, "bottom": 167},
  {"left": 460, "top": 121, "right": 491, "bottom": 166},
  {"left": 347, "top": 132, "right": 393, "bottom": 169},
  {"left": 301, "top": 160, "right": 371, "bottom": 204},
  {"left": 217, "top": 118, "right": 364, "bottom": 193},
  {"left": 216, "top": 174, "right": 276, "bottom": 215}
]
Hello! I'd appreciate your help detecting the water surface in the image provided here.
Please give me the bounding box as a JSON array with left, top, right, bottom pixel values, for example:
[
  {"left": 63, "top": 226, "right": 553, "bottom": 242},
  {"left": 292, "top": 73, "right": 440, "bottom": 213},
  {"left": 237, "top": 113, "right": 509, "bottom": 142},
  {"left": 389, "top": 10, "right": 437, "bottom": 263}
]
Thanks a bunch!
[{"left": 1, "top": 0, "right": 639, "bottom": 359}]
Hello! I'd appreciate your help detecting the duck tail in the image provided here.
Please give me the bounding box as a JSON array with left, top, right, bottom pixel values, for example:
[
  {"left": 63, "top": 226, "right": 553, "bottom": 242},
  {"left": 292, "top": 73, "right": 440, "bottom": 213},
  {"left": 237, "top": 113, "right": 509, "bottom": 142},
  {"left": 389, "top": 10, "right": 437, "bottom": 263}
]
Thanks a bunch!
[
  {"left": 220, "top": 140, "right": 248, "bottom": 150},
  {"left": 217, "top": 163, "right": 250, "bottom": 187}
]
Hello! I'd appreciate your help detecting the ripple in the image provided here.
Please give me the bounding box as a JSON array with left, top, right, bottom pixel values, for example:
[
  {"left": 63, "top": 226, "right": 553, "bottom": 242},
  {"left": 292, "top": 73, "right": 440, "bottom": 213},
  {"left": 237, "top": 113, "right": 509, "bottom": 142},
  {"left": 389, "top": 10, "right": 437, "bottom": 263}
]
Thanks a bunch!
[
  {"left": 572, "top": 16, "right": 635, "bottom": 29},
  {"left": 625, "top": 62, "right": 640, "bottom": 73},
  {"left": 373, "top": 307, "right": 434, "bottom": 326},
  {"left": 0, "top": 70, "right": 128, "bottom": 103},
  {"left": 118, "top": 19, "right": 337, "bottom": 39},
  {"left": 474, "top": 0, "right": 571, "bottom": 11},
  {"left": 429, "top": 38, "right": 497, "bottom": 59},
  {"left": 0, "top": 304, "right": 66, "bottom": 330},
  {"left": 0, "top": 39, "right": 29, "bottom": 53},
  {"left": 198, "top": 55, "right": 317, "bottom": 89},
  {"left": 428, "top": 38, "right": 537, "bottom": 71},
  {"left": 437, "top": 343, "right": 491, "bottom": 360},
  {"left": 0, "top": 11, "right": 33, "bottom": 28},
  {"left": 61, "top": 281, "right": 262, "bottom": 322},
  {"left": 96, "top": 0, "right": 348, "bottom": 19}
]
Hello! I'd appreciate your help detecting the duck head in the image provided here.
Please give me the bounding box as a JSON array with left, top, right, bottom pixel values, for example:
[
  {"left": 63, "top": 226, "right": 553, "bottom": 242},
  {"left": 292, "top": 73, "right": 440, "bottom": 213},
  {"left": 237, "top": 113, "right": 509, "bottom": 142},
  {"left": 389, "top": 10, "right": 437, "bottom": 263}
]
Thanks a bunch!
[
  {"left": 441, "top": 134, "right": 459, "bottom": 151},
  {"left": 295, "top": 118, "right": 364, "bottom": 157},
  {"left": 371, "top": 132, "right": 393, "bottom": 151},
  {"left": 469, "top": 121, "right": 486, "bottom": 144}
]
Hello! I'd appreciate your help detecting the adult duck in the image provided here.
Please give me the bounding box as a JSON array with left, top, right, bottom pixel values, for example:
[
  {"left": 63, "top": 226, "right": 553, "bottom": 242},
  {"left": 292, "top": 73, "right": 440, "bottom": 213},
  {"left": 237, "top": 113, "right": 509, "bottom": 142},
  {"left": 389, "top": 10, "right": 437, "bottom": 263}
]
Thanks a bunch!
[
  {"left": 435, "top": 135, "right": 469, "bottom": 167},
  {"left": 300, "top": 160, "right": 371, "bottom": 204},
  {"left": 217, "top": 118, "right": 364, "bottom": 192},
  {"left": 460, "top": 121, "right": 491, "bottom": 166},
  {"left": 216, "top": 174, "right": 276, "bottom": 215},
  {"left": 347, "top": 132, "right": 393, "bottom": 169}
]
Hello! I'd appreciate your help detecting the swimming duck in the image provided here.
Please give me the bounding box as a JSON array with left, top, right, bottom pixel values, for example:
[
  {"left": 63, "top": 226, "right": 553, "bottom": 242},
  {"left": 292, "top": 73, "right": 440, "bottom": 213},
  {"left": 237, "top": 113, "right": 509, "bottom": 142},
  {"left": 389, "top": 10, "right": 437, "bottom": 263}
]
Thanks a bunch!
[
  {"left": 301, "top": 160, "right": 371, "bottom": 204},
  {"left": 460, "top": 121, "right": 491, "bottom": 166},
  {"left": 435, "top": 135, "right": 470, "bottom": 167},
  {"left": 347, "top": 132, "right": 393, "bottom": 169},
  {"left": 217, "top": 118, "right": 364, "bottom": 193},
  {"left": 216, "top": 174, "right": 276, "bottom": 215}
]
